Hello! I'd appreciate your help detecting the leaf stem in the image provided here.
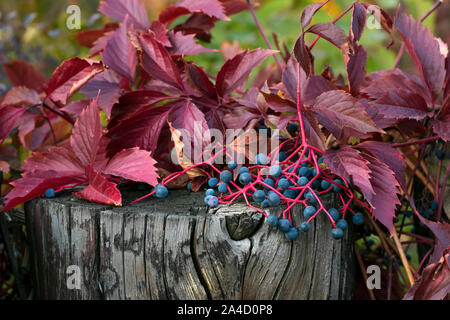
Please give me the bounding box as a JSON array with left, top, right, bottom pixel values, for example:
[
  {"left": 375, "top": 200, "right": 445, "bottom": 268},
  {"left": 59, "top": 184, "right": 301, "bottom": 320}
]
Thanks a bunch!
[
  {"left": 391, "top": 135, "right": 440, "bottom": 148},
  {"left": 246, "top": 0, "right": 283, "bottom": 72}
]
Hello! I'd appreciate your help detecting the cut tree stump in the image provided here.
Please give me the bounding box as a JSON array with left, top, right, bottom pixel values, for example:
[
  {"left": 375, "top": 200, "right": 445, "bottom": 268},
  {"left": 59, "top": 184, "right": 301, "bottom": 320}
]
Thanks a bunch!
[{"left": 24, "top": 189, "right": 355, "bottom": 300}]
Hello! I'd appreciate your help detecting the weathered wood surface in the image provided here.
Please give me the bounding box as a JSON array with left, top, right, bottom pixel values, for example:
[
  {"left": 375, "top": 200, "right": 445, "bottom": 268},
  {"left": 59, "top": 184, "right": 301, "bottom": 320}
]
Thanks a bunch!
[{"left": 25, "top": 190, "right": 355, "bottom": 300}]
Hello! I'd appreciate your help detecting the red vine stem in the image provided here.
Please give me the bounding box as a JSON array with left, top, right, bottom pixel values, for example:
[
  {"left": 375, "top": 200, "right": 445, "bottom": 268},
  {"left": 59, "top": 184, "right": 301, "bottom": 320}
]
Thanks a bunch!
[{"left": 391, "top": 135, "right": 440, "bottom": 148}]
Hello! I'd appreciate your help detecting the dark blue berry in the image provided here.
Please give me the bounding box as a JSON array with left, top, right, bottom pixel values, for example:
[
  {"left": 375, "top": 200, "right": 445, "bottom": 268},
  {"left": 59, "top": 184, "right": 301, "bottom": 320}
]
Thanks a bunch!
[
  {"left": 336, "top": 219, "right": 348, "bottom": 230},
  {"left": 45, "top": 188, "right": 55, "bottom": 198},
  {"left": 278, "top": 219, "right": 291, "bottom": 232},
  {"left": 435, "top": 149, "right": 444, "bottom": 160},
  {"left": 268, "top": 192, "right": 280, "bottom": 206},
  {"left": 269, "top": 165, "right": 282, "bottom": 177},
  {"left": 278, "top": 178, "right": 290, "bottom": 189},
  {"left": 306, "top": 191, "right": 318, "bottom": 203},
  {"left": 311, "top": 179, "right": 320, "bottom": 189},
  {"left": 208, "top": 177, "right": 219, "bottom": 188},
  {"left": 277, "top": 152, "right": 287, "bottom": 162},
  {"left": 187, "top": 183, "right": 192, "bottom": 192},
  {"left": 300, "top": 221, "right": 310, "bottom": 232},
  {"left": 288, "top": 122, "right": 299, "bottom": 133},
  {"left": 321, "top": 180, "right": 331, "bottom": 190},
  {"left": 218, "top": 182, "right": 228, "bottom": 194},
  {"left": 318, "top": 157, "right": 324, "bottom": 164},
  {"left": 328, "top": 208, "right": 340, "bottom": 221},
  {"left": 303, "top": 206, "right": 316, "bottom": 219},
  {"left": 331, "top": 228, "right": 344, "bottom": 239},
  {"left": 297, "top": 176, "right": 309, "bottom": 186},
  {"left": 253, "top": 190, "right": 266, "bottom": 203},
  {"left": 352, "top": 212, "right": 364, "bottom": 225},
  {"left": 155, "top": 185, "right": 168, "bottom": 198},
  {"left": 239, "top": 172, "right": 252, "bottom": 185},
  {"left": 298, "top": 167, "right": 309, "bottom": 177},
  {"left": 262, "top": 199, "right": 270, "bottom": 208},
  {"left": 333, "top": 179, "right": 342, "bottom": 192},
  {"left": 227, "top": 161, "right": 237, "bottom": 170},
  {"left": 283, "top": 189, "right": 299, "bottom": 199},
  {"left": 431, "top": 201, "right": 438, "bottom": 210},
  {"left": 263, "top": 178, "right": 275, "bottom": 190},
  {"left": 206, "top": 188, "right": 215, "bottom": 196},
  {"left": 239, "top": 166, "right": 249, "bottom": 174},
  {"left": 255, "top": 153, "right": 267, "bottom": 165},
  {"left": 204, "top": 195, "right": 213, "bottom": 205},
  {"left": 267, "top": 215, "right": 278, "bottom": 227},
  {"left": 405, "top": 209, "right": 412, "bottom": 217},
  {"left": 207, "top": 196, "right": 219, "bottom": 207},
  {"left": 426, "top": 208, "right": 434, "bottom": 216},
  {"left": 285, "top": 227, "right": 299, "bottom": 240},
  {"left": 220, "top": 170, "right": 232, "bottom": 183}
]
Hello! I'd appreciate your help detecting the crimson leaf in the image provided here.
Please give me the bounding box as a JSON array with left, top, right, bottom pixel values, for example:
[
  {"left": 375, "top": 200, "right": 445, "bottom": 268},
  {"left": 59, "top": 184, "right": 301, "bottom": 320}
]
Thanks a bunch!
[
  {"left": 3, "top": 60, "right": 47, "bottom": 93},
  {"left": 306, "top": 22, "right": 347, "bottom": 49},
  {"left": 99, "top": 0, "right": 150, "bottom": 30},
  {"left": 345, "top": 44, "right": 367, "bottom": 95},
  {"left": 350, "top": 3, "right": 367, "bottom": 42},
  {"left": 300, "top": 1, "right": 329, "bottom": 29}
]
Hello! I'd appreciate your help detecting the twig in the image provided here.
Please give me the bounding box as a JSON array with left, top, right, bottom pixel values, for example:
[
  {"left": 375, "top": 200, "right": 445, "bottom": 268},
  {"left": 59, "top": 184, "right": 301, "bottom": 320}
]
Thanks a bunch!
[
  {"left": 246, "top": 0, "right": 283, "bottom": 72},
  {"left": 437, "top": 164, "right": 450, "bottom": 220},
  {"left": 354, "top": 243, "right": 376, "bottom": 300},
  {"left": 393, "top": 229, "right": 415, "bottom": 285},
  {"left": 392, "top": 136, "right": 440, "bottom": 148}
]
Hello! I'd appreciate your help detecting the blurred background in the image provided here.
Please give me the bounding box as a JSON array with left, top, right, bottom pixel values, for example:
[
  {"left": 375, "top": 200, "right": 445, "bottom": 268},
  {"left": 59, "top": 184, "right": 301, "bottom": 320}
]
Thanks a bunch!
[{"left": 0, "top": 0, "right": 448, "bottom": 96}]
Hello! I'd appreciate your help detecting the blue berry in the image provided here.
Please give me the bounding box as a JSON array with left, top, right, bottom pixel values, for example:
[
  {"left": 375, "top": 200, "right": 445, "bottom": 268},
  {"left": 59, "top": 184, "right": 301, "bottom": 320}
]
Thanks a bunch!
[
  {"left": 155, "top": 185, "right": 168, "bottom": 198},
  {"left": 328, "top": 208, "right": 340, "bottom": 221},
  {"left": 405, "top": 209, "right": 412, "bottom": 217},
  {"left": 218, "top": 182, "right": 228, "bottom": 194},
  {"left": 267, "top": 215, "right": 278, "bottom": 227},
  {"left": 268, "top": 192, "right": 280, "bottom": 206},
  {"left": 258, "top": 118, "right": 265, "bottom": 126},
  {"left": 253, "top": 190, "right": 266, "bottom": 203},
  {"left": 285, "top": 227, "right": 299, "bottom": 240},
  {"left": 306, "top": 191, "right": 318, "bottom": 203},
  {"left": 300, "top": 221, "right": 310, "bottom": 232},
  {"left": 336, "top": 219, "right": 348, "bottom": 230},
  {"left": 269, "top": 165, "right": 282, "bottom": 177},
  {"left": 227, "top": 161, "right": 237, "bottom": 170},
  {"left": 283, "top": 189, "right": 299, "bottom": 199},
  {"left": 318, "top": 157, "right": 324, "bottom": 164},
  {"left": 352, "top": 212, "right": 364, "bottom": 225},
  {"left": 262, "top": 199, "right": 270, "bottom": 208},
  {"left": 263, "top": 178, "right": 275, "bottom": 190},
  {"left": 303, "top": 206, "right": 316, "bottom": 219},
  {"left": 297, "top": 176, "right": 309, "bottom": 186},
  {"left": 311, "top": 168, "right": 317, "bottom": 177},
  {"left": 204, "top": 195, "right": 213, "bottom": 204},
  {"left": 239, "top": 172, "right": 252, "bottom": 185},
  {"left": 187, "top": 183, "right": 192, "bottom": 192},
  {"left": 298, "top": 166, "right": 309, "bottom": 177},
  {"left": 278, "top": 219, "right": 291, "bottom": 232},
  {"left": 45, "top": 188, "right": 55, "bottom": 198},
  {"left": 255, "top": 153, "right": 267, "bottom": 165},
  {"left": 331, "top": 228, "right": 344, "bottom": 239},
  {"left": 333, "top": 179, "right": 342, "bottom": 192},
  {"left": 277, "top": 152, "right": 287, "bottom": 162},
  {"left": 311, "top": 179, "right": 320, "bottom": 189},
  {"left": 278, "top": 178, "right": 290, "bottom": 189},
  {"left": 431, "top": 201, "right": 438, "bottom": 210},
  {"left": 288, "top": 122, "right": 299, "bottom": 133},
  {"left": 301, "top": 162, "right": 308, "bottom": 167},
  {"left": 239, "top": 166, "right": 249, "bottom": 174},
  {"left": 435, "top": 149, "right": 444, "bottom": 160},
  {"left": 206, "top": 188, "right": 215, "bottom": 196},
  {"left": 207, "top": 196, "right": 219, "bottom": 207},
  {"left": 321, "top": 180, "right": 331, "bottom": 190},
  {"left": 220, "top": 170, "right": 232, "bottom": 183},
  {"left": 426, "top": 208, "right": 434, "bottom": 216},
  {"left": 208, "top": 177, "right": 219, "bottom": 188}
]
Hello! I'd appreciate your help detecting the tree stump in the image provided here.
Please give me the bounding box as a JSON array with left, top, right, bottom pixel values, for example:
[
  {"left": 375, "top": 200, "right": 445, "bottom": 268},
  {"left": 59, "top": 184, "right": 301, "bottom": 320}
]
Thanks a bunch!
[{"left": 24, "top": 190, "right": 355, "bottom": 300}]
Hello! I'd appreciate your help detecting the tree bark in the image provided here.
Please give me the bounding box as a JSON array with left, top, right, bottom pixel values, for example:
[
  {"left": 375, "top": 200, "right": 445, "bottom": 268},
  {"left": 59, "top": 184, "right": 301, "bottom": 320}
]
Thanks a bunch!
[{"left": 25, "top": 190, "right": 355, "bottom": 300}]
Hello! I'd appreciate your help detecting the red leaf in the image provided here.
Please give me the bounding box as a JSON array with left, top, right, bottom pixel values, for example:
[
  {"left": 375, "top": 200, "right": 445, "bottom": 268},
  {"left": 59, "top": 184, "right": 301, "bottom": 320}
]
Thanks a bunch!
[
  {"left": 101, "top": 15, "right": 137, "bottom": 82},
  {"left": 3, "top": 60, "right": 47, "bottom": 93},
  {"left": 159, "top": 6, "right": 191, "bottom": 26},
  {"left": 2, "top": 173, "right": 85, "bottom": 212},
  {"left": 107, "top": 105, "right": 171, "bottom": 155},
  {"left": 303, "top": 75, "right": 336, "bottom": 106},
  {"left": 216, "top": 49, "right": 276, "bottom": 97},
  {"left": 81, "top": 70, "right": 126, "bottom": 117},
  {"left": 324, "top": 146, "right": 375, "bottom": 200},
  {"left": 139, "top": 33, "right": 184, "bottom": 92},
  {"left": 306, "top": 22, "right": 348, "bottom": 49},
  {"left": 281, "top": 54, "right": 307, "bottom": 102},
  {"left": 311, "top": 90, "right": 381, "bottom": 140},
  {"left": 150, "top": 20, "right": 170, "bottom": 46},
  {"left": 350, "top": 3, "right": 366, "bottom": 42},
  {"left": 1, "top": 87, "right": 41, "bottom": 107},
  {"left": 22, "top": 146, "right": 84, "bottom": 176},
  {"left": 293, "top": 35, "right": 312, "bottom": 76},
  {"left": 345, "top": 44, "right": 367, "bottom": 95},
  {"left": 179, "top": 0, "right": 229, "bottom": 20},
  {"left": 394, "top": 11, "right": 446, "bottom": 99},
  {"left": 431, "top": 113, "right": 450, "bottom": 142},
  {"left": 70, "top": 97, "right": 103, "bottom": 167},
  {"left": 185, "top": 62, "right": 217, "bottom": 100},
  {"left": 74, "top": 165, "right": 122, "bottom": 206},
  {"left": 46, "top": 58, "right": 104, "bottom": 104},
  {"left": 417, "top": 216, "right": 450, "bottom": 265},
  {"left": 103, "top": 147, "right": 159, "bottom": 186},
  {"left": 303, "top": 110, "right": 326, "bottom": 151},
  {"left": 0, "top": 106, "right": 27, "bottom": 143},
  {"left": 357, "top": 141, "right": 406, "bottom": 191},
  {"left": 362, "top": 153, "right": 400, "bottom": 234},
  {"left": 403, "top": 250, "right": 450, "bottom": 300},
  {"left": 99, "top": 0, "right": 150, "bottom": 30},
  {"left": 61, "top": 100, "right": 90, "bottom": 116},
  {"left": 300, "top": 1, "right": 329, "bottom": 29},
  {"left": 371, "top": 89, "right": 429, "bottom": 120},
  {"left": 168, "top": 31, "right": 216, "bottom": 56},
  {"left": 75, "top": 23, "right": 119, "bottom": 48}
]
